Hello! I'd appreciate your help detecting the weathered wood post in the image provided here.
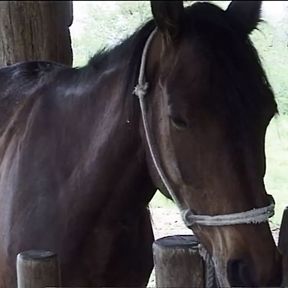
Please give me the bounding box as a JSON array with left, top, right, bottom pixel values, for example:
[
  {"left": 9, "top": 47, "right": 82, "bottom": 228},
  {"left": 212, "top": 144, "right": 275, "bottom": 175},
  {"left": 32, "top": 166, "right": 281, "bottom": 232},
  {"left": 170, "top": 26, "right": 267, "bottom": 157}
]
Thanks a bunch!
[
  {"left": 0, "top": 1, "right": 73, "bottom": 67},
  {"left": 153, "top": 235, "right": 213, "bottom": 288},
  {"left": 16, "top": 250, "right": 60, "bottom": 288},
  {"left": 279, "top": 207, "right": 288, "bottom": 286}
]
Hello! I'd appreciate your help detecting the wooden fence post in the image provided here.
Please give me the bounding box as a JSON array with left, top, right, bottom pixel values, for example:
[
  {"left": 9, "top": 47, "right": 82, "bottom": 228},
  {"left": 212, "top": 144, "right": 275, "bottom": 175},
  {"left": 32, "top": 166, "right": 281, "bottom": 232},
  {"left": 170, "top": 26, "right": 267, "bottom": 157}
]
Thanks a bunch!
[
  {"left": 153, "top": 235, "right": 212, "bottom": 288},
  {"left": 279, "top": 207, "right": 288, "bottom": 287},
  {"left": 16, "top": 250, "right": 60, "bottom": 288}
]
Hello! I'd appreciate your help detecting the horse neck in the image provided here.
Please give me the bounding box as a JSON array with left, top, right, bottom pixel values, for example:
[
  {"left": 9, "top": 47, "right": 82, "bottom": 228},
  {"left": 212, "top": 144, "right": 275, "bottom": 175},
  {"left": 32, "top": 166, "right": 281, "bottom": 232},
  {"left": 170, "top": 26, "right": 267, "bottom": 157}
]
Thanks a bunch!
[{"left": 59, "top": 62, "right": 156, "bottom": 220}]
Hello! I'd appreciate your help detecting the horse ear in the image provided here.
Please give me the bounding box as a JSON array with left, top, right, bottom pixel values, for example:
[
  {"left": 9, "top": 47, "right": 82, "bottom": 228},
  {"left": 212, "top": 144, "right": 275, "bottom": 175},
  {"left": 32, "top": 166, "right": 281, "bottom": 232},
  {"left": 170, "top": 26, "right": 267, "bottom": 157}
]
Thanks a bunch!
[
  {"left": 150, "top": 1, "right": 184, "bottom": 41},
  {"left": 226, "top": 1, "right": 262, "bottom": 34}
]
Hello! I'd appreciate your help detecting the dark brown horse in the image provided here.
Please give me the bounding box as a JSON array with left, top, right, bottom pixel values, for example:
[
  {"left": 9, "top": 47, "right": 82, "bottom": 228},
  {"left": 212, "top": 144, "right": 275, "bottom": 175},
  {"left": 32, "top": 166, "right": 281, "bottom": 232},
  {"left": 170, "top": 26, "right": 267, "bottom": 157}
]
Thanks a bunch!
[{"left": 0, "top": 1, "right": 282, "bottom": 287}]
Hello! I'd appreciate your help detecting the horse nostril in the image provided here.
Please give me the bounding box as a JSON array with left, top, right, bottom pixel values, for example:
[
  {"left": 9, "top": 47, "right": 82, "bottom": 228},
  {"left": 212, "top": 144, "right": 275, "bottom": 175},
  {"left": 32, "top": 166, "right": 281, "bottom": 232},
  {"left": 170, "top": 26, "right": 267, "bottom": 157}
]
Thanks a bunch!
[{"left": 227, "top": 258, "right": 255, "bottom": 287}]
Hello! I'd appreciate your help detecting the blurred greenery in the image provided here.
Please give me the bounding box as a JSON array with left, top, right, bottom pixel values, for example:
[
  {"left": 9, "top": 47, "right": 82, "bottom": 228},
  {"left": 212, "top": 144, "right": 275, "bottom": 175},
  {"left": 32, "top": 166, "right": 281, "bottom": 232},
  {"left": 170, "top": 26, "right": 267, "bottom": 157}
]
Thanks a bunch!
[
  {"left": 71, "top": 1, "right": 152, "bottom": 67},
  {"left": 71, "top": 1, "right": 287, "bottom": 225}
]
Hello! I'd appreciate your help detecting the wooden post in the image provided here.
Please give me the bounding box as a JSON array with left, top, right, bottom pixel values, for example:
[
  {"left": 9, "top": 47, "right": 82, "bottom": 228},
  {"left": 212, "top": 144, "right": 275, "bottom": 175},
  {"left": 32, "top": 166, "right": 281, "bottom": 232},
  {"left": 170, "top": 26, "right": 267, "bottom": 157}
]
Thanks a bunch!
[
  {"left": 153, "top": 235, "right": 209, "bottom": 288},
  {"left": 279, "top": 207, "right": 288, "bottom": 286},
  {"left": 16, "top": 250, "right": 60, "bottom": 288},
  {"left": 0, "top": 1, "right": 73, "bottom": 66}
]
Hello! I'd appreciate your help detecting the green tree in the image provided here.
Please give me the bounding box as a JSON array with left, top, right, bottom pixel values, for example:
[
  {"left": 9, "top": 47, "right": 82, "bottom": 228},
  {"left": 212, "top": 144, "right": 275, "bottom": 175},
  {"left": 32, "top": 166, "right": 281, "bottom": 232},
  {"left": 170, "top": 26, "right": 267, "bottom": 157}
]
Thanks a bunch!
[{"left": 72, "top": 1, "right": 151, "bottom": 67}]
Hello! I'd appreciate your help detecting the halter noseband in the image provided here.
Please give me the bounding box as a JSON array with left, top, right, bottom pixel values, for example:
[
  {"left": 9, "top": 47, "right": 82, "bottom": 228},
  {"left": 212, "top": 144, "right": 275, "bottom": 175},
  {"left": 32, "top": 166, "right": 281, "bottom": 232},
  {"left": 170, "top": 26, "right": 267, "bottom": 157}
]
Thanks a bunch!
[{"left": 133, "top": 28, "right": 275, "bottom": 228}]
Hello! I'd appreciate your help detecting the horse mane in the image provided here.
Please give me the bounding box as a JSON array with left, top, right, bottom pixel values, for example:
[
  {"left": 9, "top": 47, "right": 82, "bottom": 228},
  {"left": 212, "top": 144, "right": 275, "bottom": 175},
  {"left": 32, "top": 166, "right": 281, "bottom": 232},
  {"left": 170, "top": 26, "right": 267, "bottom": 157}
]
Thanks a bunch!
[
  {"left": 84, "top": 19, "right": 155, "bottom": 121},
  {"left": 87, "top": 19, "right": 155, "bottom": 92},
  {"left": 84, "top": 2, "right": 277, "bottom": 123}
]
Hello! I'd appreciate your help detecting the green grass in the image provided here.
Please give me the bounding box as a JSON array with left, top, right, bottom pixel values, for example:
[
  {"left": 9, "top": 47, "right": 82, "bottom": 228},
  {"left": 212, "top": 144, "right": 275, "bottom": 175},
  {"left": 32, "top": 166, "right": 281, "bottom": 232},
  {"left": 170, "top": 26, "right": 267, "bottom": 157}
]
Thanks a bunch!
[
  {"left": 265, "top": 115, "right": 288, "bottom": 226},
  {"left": 149, "top": 191, "right": 175, "bottom": 209}
]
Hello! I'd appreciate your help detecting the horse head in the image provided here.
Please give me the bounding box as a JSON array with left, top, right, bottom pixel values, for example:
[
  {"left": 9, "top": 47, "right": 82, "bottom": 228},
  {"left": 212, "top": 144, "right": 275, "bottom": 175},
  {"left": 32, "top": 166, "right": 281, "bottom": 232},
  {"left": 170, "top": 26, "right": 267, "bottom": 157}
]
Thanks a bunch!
[{"left": 140, "top": 1, "right": 282, "bottom": 286}]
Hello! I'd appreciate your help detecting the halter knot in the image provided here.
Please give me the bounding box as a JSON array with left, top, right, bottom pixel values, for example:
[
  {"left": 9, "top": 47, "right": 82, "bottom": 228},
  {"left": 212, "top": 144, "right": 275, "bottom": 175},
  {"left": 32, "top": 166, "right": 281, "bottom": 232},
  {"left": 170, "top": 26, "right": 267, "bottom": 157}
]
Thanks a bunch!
[{"left": 133, "top": 82, "right": 149, "bottom": 99}]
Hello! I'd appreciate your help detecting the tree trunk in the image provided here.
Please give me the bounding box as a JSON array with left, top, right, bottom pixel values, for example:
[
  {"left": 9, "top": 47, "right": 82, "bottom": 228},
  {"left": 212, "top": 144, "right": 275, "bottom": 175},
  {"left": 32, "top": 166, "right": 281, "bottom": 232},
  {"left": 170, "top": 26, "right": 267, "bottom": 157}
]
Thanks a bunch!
[{"left": 0, "top": 1, "right": 73, "bottom": 66}]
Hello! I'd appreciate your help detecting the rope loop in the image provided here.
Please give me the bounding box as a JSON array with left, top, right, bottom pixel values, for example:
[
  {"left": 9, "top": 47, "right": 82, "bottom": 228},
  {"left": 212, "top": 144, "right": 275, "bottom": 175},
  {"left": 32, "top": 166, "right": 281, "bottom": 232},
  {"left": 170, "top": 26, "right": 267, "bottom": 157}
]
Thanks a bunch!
[{"left": 199, "top": 244, "right": 216, "bottom": 288}]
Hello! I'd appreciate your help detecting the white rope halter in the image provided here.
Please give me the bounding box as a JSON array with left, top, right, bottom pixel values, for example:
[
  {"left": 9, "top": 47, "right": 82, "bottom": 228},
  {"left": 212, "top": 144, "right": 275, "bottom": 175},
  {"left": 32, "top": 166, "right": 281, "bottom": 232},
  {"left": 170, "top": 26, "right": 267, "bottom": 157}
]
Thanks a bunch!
[
  {"left": 133, "top": 27, "right": 275, "bottom": 287},
  {"left": 182, "top": 197, "right": 274, "bottom": 227}
]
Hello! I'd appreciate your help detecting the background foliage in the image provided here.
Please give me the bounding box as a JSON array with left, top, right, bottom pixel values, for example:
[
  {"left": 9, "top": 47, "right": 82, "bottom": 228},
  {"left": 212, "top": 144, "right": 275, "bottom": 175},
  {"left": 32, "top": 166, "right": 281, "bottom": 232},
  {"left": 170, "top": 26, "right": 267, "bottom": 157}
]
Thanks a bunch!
[{"left": 70, "top": 1, "right": 288, "bottom": 225}]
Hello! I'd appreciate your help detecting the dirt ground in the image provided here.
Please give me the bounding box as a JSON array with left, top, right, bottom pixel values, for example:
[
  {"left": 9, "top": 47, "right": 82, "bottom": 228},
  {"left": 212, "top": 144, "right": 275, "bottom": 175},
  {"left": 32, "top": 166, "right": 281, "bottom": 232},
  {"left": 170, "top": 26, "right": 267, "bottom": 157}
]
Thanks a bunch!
[{"left": 148, "top": 207, "right": 280, "bottom": 287}]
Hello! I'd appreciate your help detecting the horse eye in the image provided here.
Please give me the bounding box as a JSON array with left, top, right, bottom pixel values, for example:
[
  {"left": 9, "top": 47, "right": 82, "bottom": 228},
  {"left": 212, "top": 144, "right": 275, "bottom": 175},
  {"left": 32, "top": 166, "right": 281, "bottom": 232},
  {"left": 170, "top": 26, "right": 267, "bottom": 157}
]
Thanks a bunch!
[{"left": 170, "top": 116, "right": 188, "bottom": 130}]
